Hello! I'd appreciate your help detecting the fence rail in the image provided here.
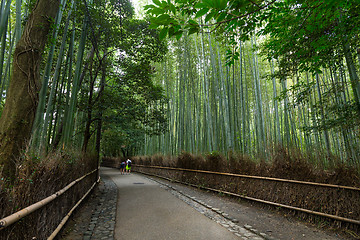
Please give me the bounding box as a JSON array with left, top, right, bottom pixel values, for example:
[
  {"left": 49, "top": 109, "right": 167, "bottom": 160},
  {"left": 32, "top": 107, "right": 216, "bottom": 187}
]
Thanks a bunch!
[
  {"left": 47, "top": 176, "right": 100, "bottom": 240},
  {"left": 0, "top": 167, "right": 99, "bottom": 235},
  {"left": 135, "top": 165, "right": 360, "bottom": 226},
  {"left": 135, "top": 165, "right": 360, "bottom": 191}
]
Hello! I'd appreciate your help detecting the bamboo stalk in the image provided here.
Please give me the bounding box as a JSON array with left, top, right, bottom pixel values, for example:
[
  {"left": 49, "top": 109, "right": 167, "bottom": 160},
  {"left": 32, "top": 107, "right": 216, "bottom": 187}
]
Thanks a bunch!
[
  {"left": 15, "top": 0, "right": 22, "bottom": 43},
  {"left": 0, "top": 0, "right": 10, "bottom": 39},
  {"left": 32, "top": 0, "right": 68, "bottom": 152},
  {"left": 0, "top": 13, "right": 7, "bottom": 87},
  {"left": 62, "top": 11, "right": 90, "bottom": 145},
  {"left": 41, "top": 0, "right": 74, "bottom": 151}
]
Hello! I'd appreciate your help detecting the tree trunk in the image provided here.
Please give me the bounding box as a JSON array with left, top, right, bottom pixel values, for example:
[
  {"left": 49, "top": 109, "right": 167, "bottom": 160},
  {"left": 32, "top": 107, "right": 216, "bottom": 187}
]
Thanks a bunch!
[
  {"left": 95, "top": 61, "right": 106, "bottom": 162},
  {"left": 82, "top": 77, "right": 95, "bottom": 153},
  {"left": 0, "top": 0, "right": 60, "bottom": 180},
  {"left": 343, "top": 42, "right": 360, "bottom": 115}
]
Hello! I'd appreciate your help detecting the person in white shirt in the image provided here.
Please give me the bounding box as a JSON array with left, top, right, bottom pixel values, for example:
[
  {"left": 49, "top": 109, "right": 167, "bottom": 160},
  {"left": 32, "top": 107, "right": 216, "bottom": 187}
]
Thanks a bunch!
[{"left": 126, "top": 159, "right": 132, "bottom": 174}]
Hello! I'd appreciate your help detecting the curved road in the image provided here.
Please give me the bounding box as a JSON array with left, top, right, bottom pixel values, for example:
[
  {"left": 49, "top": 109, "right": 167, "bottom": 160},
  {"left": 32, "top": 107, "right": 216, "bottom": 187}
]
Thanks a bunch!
[{"left": 104, "top": 167, "right": 239, "bottom": 240}]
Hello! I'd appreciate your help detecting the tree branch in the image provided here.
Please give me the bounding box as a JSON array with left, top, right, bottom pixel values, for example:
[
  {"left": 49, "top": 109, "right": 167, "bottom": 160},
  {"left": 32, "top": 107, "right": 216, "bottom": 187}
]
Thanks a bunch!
[{"left": 247, "top": 0, "right": 260, "bottom": 8}]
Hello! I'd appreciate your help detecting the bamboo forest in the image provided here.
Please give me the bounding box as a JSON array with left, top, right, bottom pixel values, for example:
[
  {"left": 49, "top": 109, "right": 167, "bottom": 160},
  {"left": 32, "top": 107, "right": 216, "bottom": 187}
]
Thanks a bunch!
[
  {"left": 0, "top": 0, "right": 360, "bottom": 239},
  {"left": 0, "top": 0, "right": 359, "bottom": 180},
  {"left": 142, "top": 0, "right": 360, "bottom": 167}
]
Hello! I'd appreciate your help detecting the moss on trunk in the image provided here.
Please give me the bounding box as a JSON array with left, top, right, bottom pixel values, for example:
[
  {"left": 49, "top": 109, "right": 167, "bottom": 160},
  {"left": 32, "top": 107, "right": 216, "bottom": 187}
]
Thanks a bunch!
[{"left": 0, "top": 0, "right": 60, "bottom": 181}]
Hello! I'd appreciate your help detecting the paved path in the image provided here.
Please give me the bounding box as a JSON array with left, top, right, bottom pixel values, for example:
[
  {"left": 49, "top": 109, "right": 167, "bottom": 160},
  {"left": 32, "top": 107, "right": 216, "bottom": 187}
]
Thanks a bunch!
[
  {"left": 105, "top": 167, "right": 241, "bottom": 240},
  {"left": 62, "top": 168, "right": 344, "bottom": 240}
]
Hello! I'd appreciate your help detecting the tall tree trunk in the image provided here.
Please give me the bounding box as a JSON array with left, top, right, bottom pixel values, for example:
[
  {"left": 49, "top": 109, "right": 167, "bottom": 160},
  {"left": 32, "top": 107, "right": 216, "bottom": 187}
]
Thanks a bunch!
[
  {"left": 15, "top": 0, "right": 22, "bottom": 43},
  {"left": 270, "top": 59, "right": 281, "bottom": 145},
  {"left": 0, "top": 16, "right": 7, "bottom": 91},
  {"left": 95, "top": 53, "right": 106, "bottom": 162},
  {"left": 0, "top": 0, "right": 60, "bottom": 180},
  {"left": 31, "top": 0, "right": 66, "bottom": 152},
  {"left": 200, "top": 32, "right": 213, "bottom": 152},
  {"left": 62, "top": 14, "right": 90, "bottom": 146},
  {"left": 315, "top": 73, "right": 331, "bottom": 155},
  {"left": 343, "top": 42, "right": 360, "bottom": 115},
  {"left": 251, "top": 36, "right": 266, "bottom": 157},
  {"left": 40, "top": 0, "right": 74, "bottom": 153},
  {"left": 0, "top": 0, "right": 11, "bottom": 39},
  {"left": 82, "top": 76, "right": 95, "bottom": 152}
]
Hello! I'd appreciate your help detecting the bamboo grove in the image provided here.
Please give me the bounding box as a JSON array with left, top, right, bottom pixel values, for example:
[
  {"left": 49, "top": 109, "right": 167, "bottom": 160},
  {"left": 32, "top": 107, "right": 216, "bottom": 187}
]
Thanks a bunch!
[
  {"left": 0, "top": 0, "right": 359, "bottom": 180},
  {"left": 143, "top": 0, "right": 360, "bottom": 167},
  {"left": 0, "top": 0, "right": 167, "bottom": 180}
]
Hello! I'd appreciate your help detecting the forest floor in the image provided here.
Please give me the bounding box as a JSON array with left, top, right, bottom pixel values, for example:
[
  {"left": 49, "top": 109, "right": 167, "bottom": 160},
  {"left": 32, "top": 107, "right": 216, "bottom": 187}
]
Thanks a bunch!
[{"left": 61, "top": 168, "right": 354, "bottom": 240}]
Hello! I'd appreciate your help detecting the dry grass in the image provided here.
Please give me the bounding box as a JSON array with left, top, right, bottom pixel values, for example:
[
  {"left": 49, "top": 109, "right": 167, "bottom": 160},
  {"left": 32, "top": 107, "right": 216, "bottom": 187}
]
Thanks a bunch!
[
  {"left": 132, "top": 149, "right": 359, "bottom": 187},
  {"left": 0, "top": 150, "right": 98, "bottom": 240}
]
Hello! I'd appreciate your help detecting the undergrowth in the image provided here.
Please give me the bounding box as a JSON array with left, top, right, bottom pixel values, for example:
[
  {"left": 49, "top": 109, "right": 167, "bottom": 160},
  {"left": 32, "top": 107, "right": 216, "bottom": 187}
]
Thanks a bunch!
[
  {"left": 0, "top": 149, "right": 98, "bottom": 240},
  {"left": 128, "top": 147, "right": 360, "bottom": 187}
]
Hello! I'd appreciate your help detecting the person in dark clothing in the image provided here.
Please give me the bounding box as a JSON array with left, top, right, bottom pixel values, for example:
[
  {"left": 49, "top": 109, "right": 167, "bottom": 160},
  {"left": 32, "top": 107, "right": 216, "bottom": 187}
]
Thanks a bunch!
[{"left": 120, "top": 161, "right": 125, "bottom": 174}]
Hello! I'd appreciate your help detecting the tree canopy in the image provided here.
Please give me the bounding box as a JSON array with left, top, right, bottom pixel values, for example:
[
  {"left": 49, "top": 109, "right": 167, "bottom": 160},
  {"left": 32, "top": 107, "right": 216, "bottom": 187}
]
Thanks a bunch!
[
  {"left": 0, "top": 0, "right": 359, "bottom": 181},
  {"left": 142, "top": 0, "right": 360, "bottom": 166},
  {"left": 0, "top": 0, "right": 168, "bottom": 180}
]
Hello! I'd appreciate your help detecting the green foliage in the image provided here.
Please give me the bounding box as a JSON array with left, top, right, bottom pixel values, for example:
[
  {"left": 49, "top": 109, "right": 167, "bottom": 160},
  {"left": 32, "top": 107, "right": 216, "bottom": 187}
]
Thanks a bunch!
[
  {"left": 145, "top": 0, "right": 270, "bottom": 40},
  {"left": 146, "top": 0, "right": 360, "bottom": 73},
  {"left": 260, "top": 0, "right": 360, "bottom": 76},
  {"left": 146, "top": 0, "right": 360, "bottom": 137},
  {"left": 71, "top": 0, "right": 168, "bottom": 156}
]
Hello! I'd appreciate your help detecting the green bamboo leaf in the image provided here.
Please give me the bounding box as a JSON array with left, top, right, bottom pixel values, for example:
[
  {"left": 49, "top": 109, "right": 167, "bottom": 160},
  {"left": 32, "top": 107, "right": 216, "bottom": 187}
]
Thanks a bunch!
[
  {"left": 174, "top": 30, "right": 183, "bottom": 40},
  {"left": 157, "top": 14, "right": 171, "bottom": 22},
  {"left": 149, "top": 22, "right": 159, "bottom": 29},
  {"left": 205, "top": 11, "right": 216, "bottom": 22},
  {"left": 170, "top": 3, "right": 176, "bottom": 14},
  {"left": 144, "top": 4, "right": 155, "bottom": 10},
  {"left": 188, "top": 27, "right": 199, "bottom": 35},
  {"left": 194, "top": 2, "right": 207, "bottom": 8},
  {"left": 202, "top": 0, "right": 214, "bottom": 8},
  {"left": 153, "top": 0, "right": 162, "bottom": 7},
  {"left": 213, "top": 0, "right": 220, "bottom": 8},
  {"left": 159, "top": 27, "right": 168, "bottom": 40},
  {"left": 195, "top": 8, "right": 209, "bottom": 18},
  {"left": 151, "top": 8, "right": 165, "bottom": 15},
  {"left": 216, "top": 12, "right": 227, "bottom": 22},
  {"left": 168, "top": 26, "right": 175, "bottom": 36},
  {"left": 219, "top": 0, "right": 227, "bottom": 9},
  {"left": 188, "top": 19, "right": 198, "bottom": 25}
]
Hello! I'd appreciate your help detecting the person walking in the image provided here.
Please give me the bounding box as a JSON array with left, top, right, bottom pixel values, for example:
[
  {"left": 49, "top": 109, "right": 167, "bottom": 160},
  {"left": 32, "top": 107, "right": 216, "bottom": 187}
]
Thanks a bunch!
[
  {"left": 126, "top": 159, "right": 132, "bottom": 174},
  {"left": 119, "top": 161, "right": 126, "bottom": 174}
]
